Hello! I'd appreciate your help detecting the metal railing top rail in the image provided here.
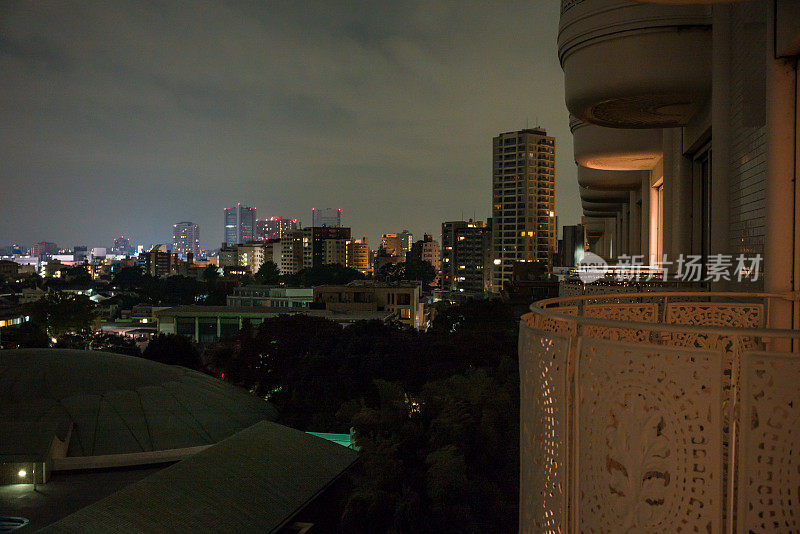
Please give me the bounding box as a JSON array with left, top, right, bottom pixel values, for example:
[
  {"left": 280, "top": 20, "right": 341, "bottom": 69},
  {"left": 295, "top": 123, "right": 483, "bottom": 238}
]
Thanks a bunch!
[{"left": 529, "top": 291, "right": 800, "bottom": 340}]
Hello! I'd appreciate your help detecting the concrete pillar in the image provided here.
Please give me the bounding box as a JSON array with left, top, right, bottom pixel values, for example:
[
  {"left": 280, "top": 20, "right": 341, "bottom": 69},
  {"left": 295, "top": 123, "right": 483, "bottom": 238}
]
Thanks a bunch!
[
  {"left": 629, "top": 190, "right": 640, "bottom": 257},
  {"left": 641, "top": 175, "right": 651, "bottom": 263},
  {"left": 621, "top": 203, "right": 629, "bottom": 257},
  {"left": 672, "top": 131, "right": 692, "bottom": 257},
  {"left": 711, "top": 4, "right": 732, "bottom": 265},
  {"left": 661, "top": 130, "right": 674, "bottom": 261},
  {"left": 193, "top": 317, "right": 199, "bottom": 343},
  {"left": 764, "top": 2, "right": 798, "bottom": 335}
]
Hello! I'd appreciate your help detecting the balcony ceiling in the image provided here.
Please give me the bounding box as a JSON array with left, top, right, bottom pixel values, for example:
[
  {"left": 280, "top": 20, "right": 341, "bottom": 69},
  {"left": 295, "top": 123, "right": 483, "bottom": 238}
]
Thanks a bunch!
[
  {"left": 559, "top": 0, "right": 711, "bottom": 128},
  {"left": 571, "top": 116, "right": 662, "bottom": 170},
  {"left": 578, "top": 165, "right": 645, "bottom": 190},
  {"left": 579, "top": 186, "right": 630, "bottom": 203}
]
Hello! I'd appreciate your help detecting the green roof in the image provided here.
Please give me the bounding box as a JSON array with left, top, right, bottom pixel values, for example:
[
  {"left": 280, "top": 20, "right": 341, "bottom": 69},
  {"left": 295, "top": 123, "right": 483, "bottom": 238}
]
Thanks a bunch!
[
  {"left": 41, "top": 421, "right": 358, "bottom": 533},
  {"left": 0, "top": 349, "right": 277, "bottom": 458}
]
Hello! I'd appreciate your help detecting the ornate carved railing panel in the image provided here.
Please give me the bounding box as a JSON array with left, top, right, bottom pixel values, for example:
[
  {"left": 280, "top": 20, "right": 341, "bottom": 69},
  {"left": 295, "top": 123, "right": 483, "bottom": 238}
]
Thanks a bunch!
[
  {"left": 519, "top": 322, "right": 571, "bottom": 534},
  {"left": 532, "top": 305, "right": 578, "bottom": 336},
  {"left": 664, "top": 302, "right": 764, "bottom": 351},
  {"left": 575, "top": 338, "right": 723, "bottom": 533},
  {"left": 583, "top": 302, "right": 658, "bottom": 342},
  {"left": 738, "top": 351, "right": 800, "bottom": 534}
]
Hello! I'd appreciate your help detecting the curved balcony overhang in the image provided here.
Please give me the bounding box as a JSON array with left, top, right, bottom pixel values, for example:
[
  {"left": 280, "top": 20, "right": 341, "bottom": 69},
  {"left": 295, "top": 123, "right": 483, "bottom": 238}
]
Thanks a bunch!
[
  {"left": 582, "top": 200, "right": 623, "bottom": 213},
  {"left": 578, "top": 165, "right": 644, "bottom": 190},
  {"left": 579, "top": 186, "right": 630, "bottom": 203},
  {"left": 519, "top": 291, "right": 800, "bottom": 532},
  {"left": 571, "top": 116, "right": 662, "bottom": 170},
  {"left": 583, "top": 209, "right": 619, "bottom": 218},
  {"left": 559, "top": 1, "right": 711, "bottom": 128}
]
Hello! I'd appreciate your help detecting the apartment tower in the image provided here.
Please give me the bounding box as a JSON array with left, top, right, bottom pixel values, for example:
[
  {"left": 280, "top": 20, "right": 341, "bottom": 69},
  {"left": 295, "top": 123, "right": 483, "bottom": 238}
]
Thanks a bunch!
[{"left": 491, "top": 128, "right": 556, "bottom": 291}]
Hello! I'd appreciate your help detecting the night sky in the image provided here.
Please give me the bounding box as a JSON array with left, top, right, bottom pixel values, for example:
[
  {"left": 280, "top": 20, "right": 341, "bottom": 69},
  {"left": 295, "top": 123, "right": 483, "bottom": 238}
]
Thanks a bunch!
[{"left": 0, "top": 1, "right": 579, "bottom": 251}]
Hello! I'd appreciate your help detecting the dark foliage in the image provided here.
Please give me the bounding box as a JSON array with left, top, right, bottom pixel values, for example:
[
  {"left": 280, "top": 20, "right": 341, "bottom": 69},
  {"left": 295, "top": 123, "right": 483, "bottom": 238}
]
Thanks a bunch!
[
  {"left": 54, "top": 332, "right": 142, "bottom": 356},
  {"left": 254, "top": 261, "right": 281, "bottom": 285},
  {"left": 0, "top": 321, "right": 50, "bottom": 349},
  {"left": 24, "top": 291, "right": 98, "bottom": 338},
  {"left": 209, "top": 300, "right": 520, "bottom": 531},
  {"left": 280, "top": 263, "right": 365, "bottom": 287},
  {"left": 142, "top": 333, "right": 203, "bottom": 370}
]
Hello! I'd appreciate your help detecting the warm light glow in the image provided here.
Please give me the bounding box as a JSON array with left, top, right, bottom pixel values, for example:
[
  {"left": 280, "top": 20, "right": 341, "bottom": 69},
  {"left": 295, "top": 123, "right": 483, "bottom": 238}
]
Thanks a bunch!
[{"left": 18, "top": 469, "right": 26, "bottom": 478}]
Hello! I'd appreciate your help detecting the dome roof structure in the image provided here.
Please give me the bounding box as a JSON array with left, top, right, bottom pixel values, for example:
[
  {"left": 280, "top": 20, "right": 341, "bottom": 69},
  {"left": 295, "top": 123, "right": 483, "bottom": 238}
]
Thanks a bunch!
[{"left": 0, "top": 349, "right": 277, "bottom": 459}]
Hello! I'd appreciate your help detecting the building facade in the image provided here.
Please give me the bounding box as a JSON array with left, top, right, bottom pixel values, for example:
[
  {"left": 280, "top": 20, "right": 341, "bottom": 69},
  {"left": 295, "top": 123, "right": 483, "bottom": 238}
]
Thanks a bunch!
[
  {"left": 398, "top": 230, "right": 414, "bottom": 256},
  {"left": 172, "top": 222, "right": 200, "bottom": 259},
  {"left": 224, "top": 204, "right": 256, "bottom": 246},
  {"left": 303, "top": 226, "right": 352, "bottom": 269},
  {"left": 227, "top": 286, "right": 313, "bottom": 308},
  {"left": 113, "top": 236, "right": 133, "bottom": 256},
  {"left": 311, "top": 208, "right": 341, "bottom": 228},
  {"left": 346, "top": 237, "right": 371, "bottom": 275},
  {"left": 441, "top": 220, "right": 492, "bottom": 294},
  {"left": 419, "top": 234, "right": 441, "bottom": 287},
  {"left": 491, "top": 128, "right": 556, "bottom": 290},
  {"left": 255, "top": 217, "right": 299, "bottom": 241},
  {"left": 313, "top": 281, "right": 426, "bottom": 330}
]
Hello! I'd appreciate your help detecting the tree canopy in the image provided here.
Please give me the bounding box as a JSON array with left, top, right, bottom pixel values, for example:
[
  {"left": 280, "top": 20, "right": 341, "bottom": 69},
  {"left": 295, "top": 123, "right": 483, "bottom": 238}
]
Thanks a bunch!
[
  {"left": 254, "top": 261, "right": 281, "bottom": 285},
  {"left": 142, "top": 333, "right": 203, "bottom": 370},
  {"left": 207, "top": 300, "right": 520, "bottom": 530}
]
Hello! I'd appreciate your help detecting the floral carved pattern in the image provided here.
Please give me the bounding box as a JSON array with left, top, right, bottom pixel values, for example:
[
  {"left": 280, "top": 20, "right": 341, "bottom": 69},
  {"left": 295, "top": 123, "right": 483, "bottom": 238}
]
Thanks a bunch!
[
  {"left": 577, "top": 338, "right": 722, "bottom": 533},
  {"left": 739, "top": 352, "right": 800, "bottom": 533},
  {"left": 664, "top": 303, "right": 763, "bottom": 352},
  {"left": 583, "top": 303, "right": 658, "bottom": 343},
  {"left": 519, "top": 324, "right": 570, "bottom": 534}
]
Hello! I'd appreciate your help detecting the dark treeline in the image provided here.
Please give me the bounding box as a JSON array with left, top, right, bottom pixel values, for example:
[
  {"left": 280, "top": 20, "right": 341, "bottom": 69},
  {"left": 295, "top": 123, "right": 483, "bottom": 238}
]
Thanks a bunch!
[{"left": 209, "top": 300, "right": 520, "bottom": 533}]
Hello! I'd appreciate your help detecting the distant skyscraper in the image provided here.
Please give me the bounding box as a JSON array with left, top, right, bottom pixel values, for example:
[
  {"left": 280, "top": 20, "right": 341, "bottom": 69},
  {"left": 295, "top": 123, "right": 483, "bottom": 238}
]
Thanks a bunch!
[
  {"left": 492, "top": 128, "right": 556, "bottom": 291},
  {"left": 173, "top": 222, "right": 200, "bottom": 258},
  {"left": 380, "top": 234, "right": 403, "bottom": 257},
  {"left": 311, "top": 208, "right": 341, "bottom": 227},
  {"left": 441, "top": 220, "right": 492, "bottom": 293},
  {"left": 398, "top": 230, "right": 413, "bottom": 256},
  {"left": 73, "top": 245, "right": 88, "bottom": 263},
  {"left": 31, "top": 241, "right": 59, "bottom": 257},
  {"left": 255, "top": 217, "right": 300, "bottom": 241},
  {"left": 224, "top": 204, "right": 257, "bottom": 245},
  {"left": 113, "top": 236, "right": 133, "bottom": 255},
  {"left": 346, "top": 237, "right": 371, "bottom": 275},
  {"left": 303, "top": 226, "right": 351, "bottom": 268}
]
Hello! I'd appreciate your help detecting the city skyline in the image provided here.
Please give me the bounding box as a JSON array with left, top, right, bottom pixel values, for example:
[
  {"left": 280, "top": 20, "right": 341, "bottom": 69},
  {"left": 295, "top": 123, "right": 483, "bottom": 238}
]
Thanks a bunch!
[{"left": 0, "top": 2, "right": 580, "bottom": 250}]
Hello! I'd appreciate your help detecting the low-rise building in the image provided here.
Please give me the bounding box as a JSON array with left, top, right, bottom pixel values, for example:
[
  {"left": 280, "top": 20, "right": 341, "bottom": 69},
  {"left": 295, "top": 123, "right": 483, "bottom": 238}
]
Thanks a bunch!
[
  {"left": 155, "top": 305, "right": 393, "bottom": 343},
  {"left": 227, "top": 286, "right": 313, "bottom": 308},
  {"left": 313, "top": 281, "right": 426, "bottom": 330}
]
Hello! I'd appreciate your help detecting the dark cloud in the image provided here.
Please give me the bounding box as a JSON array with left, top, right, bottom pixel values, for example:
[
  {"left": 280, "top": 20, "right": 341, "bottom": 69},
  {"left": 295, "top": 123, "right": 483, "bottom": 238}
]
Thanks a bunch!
[{"left": 0, "top": 0, "right": 580, "bottom": 250}]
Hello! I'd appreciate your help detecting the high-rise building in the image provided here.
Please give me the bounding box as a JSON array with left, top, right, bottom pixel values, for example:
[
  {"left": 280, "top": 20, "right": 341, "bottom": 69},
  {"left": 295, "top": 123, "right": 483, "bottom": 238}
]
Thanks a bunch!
[
  {"left": 303, "top": 226, "right": 352, "bottom": 269},
  {"left": 224, "top": 204, "right": 257, "bottom": 245},
  {"left": 398, "top": 230, "right": 414, "bottom": 256},
  {"left": 272, "top": 230, "right": 305, "bottom": 275},
  {"left": 172, "top": 222, "right": 200, "bottom": 259},
  {"left": 346, "top": 237, "right": 371, "bottom": 275},
  {"left": 255, "top": 217, "right": 300, "bottom": 241},
  {"left": 31, "top": 241, "right": 59, "bottom": 257},
  {"left": 380, "top": 234, "right": 403, "bottom": 257},
  {"left": 491, "top": 128, "right": 556, "bottom": 290},
  {"left": 419, "top": 234, "right": 441, "bottom": 287},
  {"left": 73, "top": 246, "right": 88, "bottom": 263},
  {"left": 113, "top": 236, "right": 133, "bottom": 255},
  {"left": 441, "top": 220, "right": 492, "bottom": 294},
  {"left": 311, "top": 208, "right": 341, "bottom": 228}
]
